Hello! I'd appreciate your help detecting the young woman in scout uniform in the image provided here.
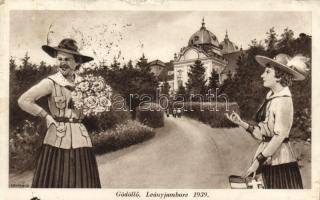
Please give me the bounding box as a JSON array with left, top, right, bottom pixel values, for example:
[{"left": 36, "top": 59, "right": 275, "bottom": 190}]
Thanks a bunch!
[
  {"left": 226, "top": 53, "right": 309, "bottom": 189},
  {"left": 18, "top": 39, "right": 101, "bottom": 188}
]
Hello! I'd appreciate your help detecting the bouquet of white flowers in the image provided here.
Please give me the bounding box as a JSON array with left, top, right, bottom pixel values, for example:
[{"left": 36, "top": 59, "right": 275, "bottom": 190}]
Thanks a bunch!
[{"left": 71, "top": 74, "right": 112, "bottom": 116}]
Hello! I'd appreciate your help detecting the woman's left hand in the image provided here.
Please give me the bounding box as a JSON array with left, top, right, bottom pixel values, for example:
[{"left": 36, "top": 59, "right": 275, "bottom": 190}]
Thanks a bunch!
[{"left": 243, "top": 159, "right": 259, "bottom": 178}]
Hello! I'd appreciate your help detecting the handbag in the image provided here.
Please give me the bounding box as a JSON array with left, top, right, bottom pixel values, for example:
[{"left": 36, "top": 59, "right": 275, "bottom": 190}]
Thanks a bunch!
[{"left": 229, "top": 172, "right": 264, "bottom": 189}]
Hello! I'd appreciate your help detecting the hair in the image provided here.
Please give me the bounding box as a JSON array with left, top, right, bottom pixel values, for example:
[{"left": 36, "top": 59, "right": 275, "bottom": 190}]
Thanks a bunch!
[
  {"left": 265, "top": 63, "right": 293, "bottom": 87},
  {"left": 73, "top": 55, "right": 82, "bottom": 70}
]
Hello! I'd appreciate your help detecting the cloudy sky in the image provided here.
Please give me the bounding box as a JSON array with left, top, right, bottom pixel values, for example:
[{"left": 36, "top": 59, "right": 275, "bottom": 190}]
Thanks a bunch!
[{"left": 10, "top": 11, "right": 311, "bottom": 66}]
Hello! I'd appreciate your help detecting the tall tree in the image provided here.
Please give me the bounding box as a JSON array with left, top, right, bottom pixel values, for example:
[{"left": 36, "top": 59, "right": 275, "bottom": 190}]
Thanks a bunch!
[
  {"left": 110, "top": 56, "right": 120, "bottom": 70},
  {"left": 185, "top": 59, "right": 207, "bottom": 97},
  {"left": 136, "top": 54, "right": 150, "bottom": 72},
  {"left": 127, "top": 60, "right": 134, "bottom": 69},
  {"left": 265, "top": 27, "right": 278, "bottom": 54},
  {"left": 176, "top": 84, "right": 187, "bottom": 100},
  {"left": 21, "top": 52, "right": 31, "bottom": 70},
  {"left": 208, "top": 68, "right": 220, "bottom": 93},
  {"left": 277, "top": 28, "right": 294, "bottom": 54},
  {"left": 161, "top": 79, "right": 170, "bottom": 96}
]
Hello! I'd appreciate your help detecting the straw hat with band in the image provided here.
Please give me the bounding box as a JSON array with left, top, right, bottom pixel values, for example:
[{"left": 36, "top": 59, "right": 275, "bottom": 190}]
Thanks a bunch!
[
  {"left": 42, "top": 38, "right": 93, "bottom": 64},
  {"left": 255, "top": 54, "right": 306, "bottom": 81}
]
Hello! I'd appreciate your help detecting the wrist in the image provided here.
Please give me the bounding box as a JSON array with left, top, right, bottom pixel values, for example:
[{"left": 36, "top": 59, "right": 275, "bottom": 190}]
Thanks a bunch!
[
  {"left": 38, "top": 109, "right": 48, "bottom": 119},
  {"left": 256, "top": 152, "right": 267, "bottom": 165},
  {"left": 239, "top": 121, "right": 248, "bottom": 129}
]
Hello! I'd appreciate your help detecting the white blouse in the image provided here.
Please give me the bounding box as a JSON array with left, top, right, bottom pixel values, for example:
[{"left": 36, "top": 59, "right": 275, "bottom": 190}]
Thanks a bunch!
[
  {"left": 251, "top": 87, "right": 297, "bottom": 165},
  {"left": 18, "top": 72, "right": 92, "bottom": 149}
]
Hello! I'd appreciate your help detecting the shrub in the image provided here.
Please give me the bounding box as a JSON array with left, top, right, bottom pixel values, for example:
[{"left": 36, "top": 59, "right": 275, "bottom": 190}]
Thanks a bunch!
[
  {"left": 174, "top": 102, "right": 240, "bottom": 128},
  {"left": 83, "top": 109, "right": 131, "bottom": 133},
  {"left": 291, "top": 108, "right": 311, "bottom": 140},
  {"left": 10, "top": 119, "right": 155, "bottom": 173},
  {"left": 136, "top": 103, "right": 164, "bottom": 128},
  {"left": 9, "top": 120, "right": 43, "bottom": 173},
  {"left": 91, "top": 120, "right": 155, "bottom": 154}
]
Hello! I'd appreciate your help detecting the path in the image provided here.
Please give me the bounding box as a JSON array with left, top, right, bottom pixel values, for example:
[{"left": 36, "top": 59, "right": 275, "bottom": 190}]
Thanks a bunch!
[{"left": 97, "top": 116, "right": 257, "bottom": 188}]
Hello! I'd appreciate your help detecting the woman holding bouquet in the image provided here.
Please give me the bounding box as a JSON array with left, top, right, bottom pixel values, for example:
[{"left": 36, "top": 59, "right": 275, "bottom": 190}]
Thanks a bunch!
[
  {"left": 226, "top": 53, "right": 309, "bottom": 189},
  {"left": 18, "top": 38, "right": 101, "bottom": 188}
]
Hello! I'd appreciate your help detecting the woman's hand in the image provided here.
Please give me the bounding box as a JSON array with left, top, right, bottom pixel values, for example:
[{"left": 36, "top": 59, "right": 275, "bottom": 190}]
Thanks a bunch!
[
  {"left": 243, "top": 159, "right": 259, "bottom": 178},
  {"left": 45, "top": 115, "right": 58, "bottom": 128},
  {"left": 225, "top": 111, "right": 243, "bottom": 126}
]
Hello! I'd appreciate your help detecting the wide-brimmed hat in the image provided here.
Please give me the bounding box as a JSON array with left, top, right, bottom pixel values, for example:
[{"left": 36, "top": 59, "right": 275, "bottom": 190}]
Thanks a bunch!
[
  {"left": 255, "top": 54, "right": 308, "bottom": 81},
  {"left": 42, "top": 38, "right": 93, "bottom": 64}
]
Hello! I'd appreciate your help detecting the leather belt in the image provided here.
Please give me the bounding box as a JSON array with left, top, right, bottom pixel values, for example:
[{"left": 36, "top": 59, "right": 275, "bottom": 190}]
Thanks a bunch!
[
  {"left": 54, "top": 117, "right": 82, "bottom": 123},
  {"left": 262, "top": 135, "right": 289, "bottom": 143}
]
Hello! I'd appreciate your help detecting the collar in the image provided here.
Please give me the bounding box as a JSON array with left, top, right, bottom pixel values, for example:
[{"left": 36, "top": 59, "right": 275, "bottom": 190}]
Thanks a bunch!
[
  {"left": 48, "top": 71, "right": 75, "bottom": 87},
  {"left": 266, "top": 86, "right": 292, "bottom": 100}
]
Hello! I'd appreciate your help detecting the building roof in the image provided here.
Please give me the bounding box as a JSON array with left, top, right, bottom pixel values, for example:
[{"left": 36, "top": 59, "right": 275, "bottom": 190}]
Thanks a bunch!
[
  {"left": 220, "top": 31, "right": 239, "bottom": 54},
  {"left": 148, "top": 59, "right": 166, "bottom": 67},
  {"left": 188, "top": 18, "right": 220, "bottom": 48}
]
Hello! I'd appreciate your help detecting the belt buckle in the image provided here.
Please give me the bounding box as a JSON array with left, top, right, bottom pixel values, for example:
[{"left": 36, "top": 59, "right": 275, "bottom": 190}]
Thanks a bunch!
[{"left": 69, "top": 118, "right": 74, "bottom": 123}]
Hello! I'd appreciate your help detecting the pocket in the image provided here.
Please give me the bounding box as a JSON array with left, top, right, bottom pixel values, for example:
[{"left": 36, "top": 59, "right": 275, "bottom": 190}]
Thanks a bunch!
[
  {"left": 79, "top": 124, "right": 89, "bottom": 137},
  {"left": 54, "top": 96, "right": 66, "bottom": 110},
  {"left": 56, "top": 124, "right": 67, "bottom": 138}
]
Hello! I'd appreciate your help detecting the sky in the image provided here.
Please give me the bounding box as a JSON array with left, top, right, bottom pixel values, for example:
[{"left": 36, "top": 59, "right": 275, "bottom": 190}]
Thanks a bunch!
[{"left": 10, "top": 11, "right": 311, "bottom": 66}]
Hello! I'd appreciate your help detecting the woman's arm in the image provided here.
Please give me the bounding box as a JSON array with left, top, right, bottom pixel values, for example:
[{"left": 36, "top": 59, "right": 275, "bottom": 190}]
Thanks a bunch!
[
  {"left": 225, "top": 112, "right": 264, "bottom": 140},
  {"left": 18, "top": 78, "right": 52, "bottom": 117}
]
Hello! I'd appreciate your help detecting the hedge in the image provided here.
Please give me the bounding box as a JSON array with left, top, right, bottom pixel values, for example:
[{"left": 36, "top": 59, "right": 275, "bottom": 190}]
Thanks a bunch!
[
  {"left": 9, "top": 118, "right": 154, "bottom": 173},
  {"left": 136, "top": 103, "right": 164, "bottom": 128},
  {"left": 91, "top": 120, "right": 155, "bottom": 154},
  {"left": 174, "top": 102, "right": 240, "bottom": 128}
]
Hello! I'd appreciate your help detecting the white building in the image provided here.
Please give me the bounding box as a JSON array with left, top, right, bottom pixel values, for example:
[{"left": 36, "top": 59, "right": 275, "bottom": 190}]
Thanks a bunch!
[{"left": 173, "top": 19, "right": 241, "bottom": 91}]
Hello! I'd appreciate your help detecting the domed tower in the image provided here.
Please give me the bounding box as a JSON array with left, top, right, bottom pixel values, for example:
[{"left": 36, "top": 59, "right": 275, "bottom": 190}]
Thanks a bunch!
[
  {"left": 188, "top": 19, "right": 220, "bottom": 47},
  {"left": 220, "top": 30, "right": 239, "bottom": 54},
  {"left": 173, "top": 18, "right": 227, "bottom": 92}
]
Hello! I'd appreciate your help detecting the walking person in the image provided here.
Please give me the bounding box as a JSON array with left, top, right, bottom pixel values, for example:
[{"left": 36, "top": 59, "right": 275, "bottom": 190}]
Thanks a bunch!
[
  {"left": 177, "top": 108, "right": 182, "bottom": 118},
  {"left": 18, "top": 38, "right": 101, "bottom": 188},
  {"left": 226, "top": 54, "right": 309, "bottom": 189},
  {"left": 173, "top": 108, "right": 177, "bottom": 118},
  {"left": 166, "top": 109, "right": 170, "bottom": 117}
]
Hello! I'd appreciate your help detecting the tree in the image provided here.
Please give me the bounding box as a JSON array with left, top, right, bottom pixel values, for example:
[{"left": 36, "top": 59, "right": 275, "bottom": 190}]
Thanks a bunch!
[
  {"left": 127, "top": 60, "right": 134, "bottom": 69},
  {"left": 265, "top": 27, "right": 278, "bottom": 55},
  {"left": 161, "top": 79, "right": 170, "bottom": 96},
  {"left": 208, "top": 68, "right": 220, "bottom": 93},
  {"left": 101, "top": 56, "right": 159, "bottom": 119},
  {"left": 21, "top": 52, "right": 32, "bottom": 70},
  {"left": 10, "top": 57, "right": 17, "bottom": 71},
  {"left": 276, "top": 28, "right": 294, "bottom": 54},
  {"left": 176, "top": 84, "right": 187, "bottom": 100},
  {"left": 226, "top": 43, "right": 266, "bottom": 119},
  {"left": 136, "top": 54, "right": 150, "bottom": 72},
  {"left": 110, "top": 57, "right": 120, "bottom": 70},
  {"left": 185, "top": 59, "right": 207, "bottom": 97}
]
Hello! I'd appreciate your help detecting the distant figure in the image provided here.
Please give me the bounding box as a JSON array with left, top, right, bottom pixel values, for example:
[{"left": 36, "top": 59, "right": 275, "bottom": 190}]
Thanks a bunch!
[
  {"left": 173, "top": 108, "right": 177, "bottom": 118},
  {"left": 177, "top": 108, "right": 182, "bottom": 118},
  {"left": 166, "top": 109, "right": 170, "bottom": 117}
]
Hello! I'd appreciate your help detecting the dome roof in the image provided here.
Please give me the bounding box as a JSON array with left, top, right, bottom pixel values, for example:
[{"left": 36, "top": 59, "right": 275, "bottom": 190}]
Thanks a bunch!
[
  {"left": 188, "top": 19, "right": 220, "bottom": 47},
  {"left": 220, "top": 31, "right": 239, "bottom": 54}
]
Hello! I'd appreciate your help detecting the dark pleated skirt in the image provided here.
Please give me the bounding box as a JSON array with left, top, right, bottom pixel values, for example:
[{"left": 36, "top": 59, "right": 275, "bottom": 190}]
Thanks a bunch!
[
  {"left": 261, "top": 162, "right": 303, "bottom": 189},
  {"left": 32, "top": 144, "right": 101, "bottom": 188}
]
